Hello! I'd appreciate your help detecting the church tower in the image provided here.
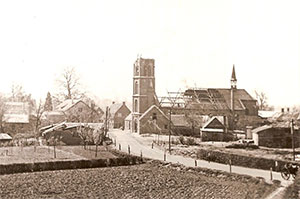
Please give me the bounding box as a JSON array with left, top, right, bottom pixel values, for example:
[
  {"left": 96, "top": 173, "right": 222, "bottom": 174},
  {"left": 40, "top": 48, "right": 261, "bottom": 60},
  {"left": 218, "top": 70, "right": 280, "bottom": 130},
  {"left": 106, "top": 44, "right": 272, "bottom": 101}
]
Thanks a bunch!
[{"left": 132, "top": 57, "right": 158, "bottom": 133}]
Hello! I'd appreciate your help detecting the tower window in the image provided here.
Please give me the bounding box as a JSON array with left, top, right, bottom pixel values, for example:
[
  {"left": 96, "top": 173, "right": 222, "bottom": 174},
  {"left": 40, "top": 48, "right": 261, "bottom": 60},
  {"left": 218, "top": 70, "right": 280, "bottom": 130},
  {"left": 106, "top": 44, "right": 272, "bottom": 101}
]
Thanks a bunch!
[
  {"left": 152, "top": 113, "right": 157, "bottom": 120},
  {"left": 134, "top": 99, "right": 138, "bottom": 112},
  {"left": 134, "top": 81, "right": 139, "bottom": 94},
  {"left": 135, "top": 66, "right": 139, "bottom": 75}
]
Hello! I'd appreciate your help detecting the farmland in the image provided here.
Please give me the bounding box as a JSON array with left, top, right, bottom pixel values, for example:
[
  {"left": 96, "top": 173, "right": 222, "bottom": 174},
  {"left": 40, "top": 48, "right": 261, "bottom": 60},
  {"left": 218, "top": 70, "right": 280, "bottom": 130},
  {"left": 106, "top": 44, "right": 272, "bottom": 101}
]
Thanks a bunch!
[{"left": 0, "top": 161, "right": 276, "bottom": 199}]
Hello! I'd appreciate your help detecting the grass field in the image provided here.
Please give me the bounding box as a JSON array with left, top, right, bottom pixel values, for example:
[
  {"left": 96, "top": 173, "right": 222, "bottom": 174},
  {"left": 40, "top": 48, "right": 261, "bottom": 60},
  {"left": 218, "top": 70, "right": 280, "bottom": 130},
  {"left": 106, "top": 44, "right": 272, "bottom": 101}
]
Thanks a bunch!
[{"left": 0, "top": 145, "right": 116, "bottom": 165}]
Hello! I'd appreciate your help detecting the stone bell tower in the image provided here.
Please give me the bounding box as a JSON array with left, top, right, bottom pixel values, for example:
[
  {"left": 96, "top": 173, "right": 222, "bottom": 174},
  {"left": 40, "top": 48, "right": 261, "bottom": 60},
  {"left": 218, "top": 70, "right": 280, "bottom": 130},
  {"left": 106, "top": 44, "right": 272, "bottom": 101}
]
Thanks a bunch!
[{"left": 132, "top": 57, "right": 158, "bottom": 133}]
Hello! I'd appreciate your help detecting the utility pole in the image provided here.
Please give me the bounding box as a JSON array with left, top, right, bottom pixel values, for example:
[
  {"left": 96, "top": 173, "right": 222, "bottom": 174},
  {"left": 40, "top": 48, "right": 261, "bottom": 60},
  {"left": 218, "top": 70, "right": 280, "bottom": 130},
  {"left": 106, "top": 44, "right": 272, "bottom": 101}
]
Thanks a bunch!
[
  {"left": 104, "top": 106, "right": 109, "bottom": 138},
  {"left": 168, "top": 108, "right": 172, "bottom": 153},
  {"left": 291, "top": 119, "right": 295, "bottom": 161}
]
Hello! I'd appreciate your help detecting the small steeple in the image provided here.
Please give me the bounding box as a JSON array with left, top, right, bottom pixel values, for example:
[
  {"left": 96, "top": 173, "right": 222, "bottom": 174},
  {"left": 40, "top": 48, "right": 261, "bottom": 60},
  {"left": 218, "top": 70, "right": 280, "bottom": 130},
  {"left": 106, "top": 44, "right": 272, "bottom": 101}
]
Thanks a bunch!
[
  {"left": 231, "top": 65, "right": 237, "bottom": 81},
  {"left": 231, "top": 65, "right": 237, "bottom": 89}
]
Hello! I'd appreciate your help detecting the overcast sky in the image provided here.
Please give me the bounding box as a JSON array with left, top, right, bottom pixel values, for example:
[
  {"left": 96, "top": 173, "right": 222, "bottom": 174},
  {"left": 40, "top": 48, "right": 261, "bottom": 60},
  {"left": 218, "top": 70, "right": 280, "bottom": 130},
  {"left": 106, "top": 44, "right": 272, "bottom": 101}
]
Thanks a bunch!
[{"left": 0, "top": 0, "right": 299, "bottom": 108}]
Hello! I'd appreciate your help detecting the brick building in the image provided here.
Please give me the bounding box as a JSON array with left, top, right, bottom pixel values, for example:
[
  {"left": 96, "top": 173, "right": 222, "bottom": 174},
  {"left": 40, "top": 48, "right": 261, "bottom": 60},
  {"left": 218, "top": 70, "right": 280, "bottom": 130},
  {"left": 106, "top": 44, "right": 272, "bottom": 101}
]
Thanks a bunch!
[{"left": 109, "top": 102, "right": 131, "bottom": 129}]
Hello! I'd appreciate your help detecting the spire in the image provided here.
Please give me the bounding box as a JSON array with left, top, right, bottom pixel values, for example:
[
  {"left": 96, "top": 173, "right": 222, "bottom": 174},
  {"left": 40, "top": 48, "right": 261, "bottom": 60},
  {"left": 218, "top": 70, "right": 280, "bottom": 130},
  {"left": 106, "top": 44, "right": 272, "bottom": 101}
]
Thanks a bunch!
[
  {"left": 231, "top": 64, "right": 237, "bottom": 81},
  {"left": 230, "top": 64, "right": 237, "bottom": 89}
]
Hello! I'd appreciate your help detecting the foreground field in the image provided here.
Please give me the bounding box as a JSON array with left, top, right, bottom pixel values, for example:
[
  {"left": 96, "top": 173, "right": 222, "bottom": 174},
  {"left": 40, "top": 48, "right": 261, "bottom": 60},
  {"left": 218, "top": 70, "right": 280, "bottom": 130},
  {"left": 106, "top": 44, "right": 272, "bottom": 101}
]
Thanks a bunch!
[{"left": 0, "top": 161, "right": 276, "bottom": 199}]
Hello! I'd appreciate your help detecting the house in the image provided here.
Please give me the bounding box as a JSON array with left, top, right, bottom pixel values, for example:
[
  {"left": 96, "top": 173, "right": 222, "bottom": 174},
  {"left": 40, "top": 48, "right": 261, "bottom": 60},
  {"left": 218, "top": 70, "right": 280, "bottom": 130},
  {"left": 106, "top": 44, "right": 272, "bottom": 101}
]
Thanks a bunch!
[
  {"left": 124, "top": 113, "right": 132, "bottom": 130},
  {"left": 139, "top": 105, "right": 169, "bottom": 134},
  {"left": 252, "top": 124, "right": 300, "bottom": 148},
  {"left": 109, "top": 102, "right": 131, "bottom": 129},
  {"left": 200, "top": 116, "right": 234, "bottom": 141},
  {"left": 41, "top": 122, "right": 103, "bottom": 145},
  {"left": 170, "top": 114, "right": 209, "bottom": 137},
  {"left": 2, "top": 102, "right": 33, "bottom": 136},
  {"left": 43, "top": 99, "right": 103, "bottom": 124},
  {"left": 0, "top": 133, "right": 12, "bottom": 143}
]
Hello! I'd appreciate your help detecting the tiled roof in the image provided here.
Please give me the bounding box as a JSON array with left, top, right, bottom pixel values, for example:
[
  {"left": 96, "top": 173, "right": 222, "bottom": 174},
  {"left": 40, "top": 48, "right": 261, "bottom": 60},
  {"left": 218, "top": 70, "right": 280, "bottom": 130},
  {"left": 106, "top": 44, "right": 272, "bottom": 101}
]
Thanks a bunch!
[
  {"left": 5, "top": 102, "right": 29, "bottom": 115},
  {"left": 125, "top": 113, "right": 132, "bottom": 121},
  {"left": 184, "top": 88, "right": 256, "bottom": 111},
  {"left": 56, "top": 99, "right": 81, "bottom": 112},
  {"left": 258, "top": 111, "right": 278, "bottom": 118},
  {"left": 0, "top": 133, "right": 12, "bottom": 140},
  {"left": 109, "top": 103, "right": 123, "bottom": 117},
  {"left": 139, "top": 105, "right": 169, "bottom": 121},
  {"left": 171, "top": 115, "right": 189, "bottom": 127},
  {"left": 252, "top": 125, "right": 273, "bottom": 134}
]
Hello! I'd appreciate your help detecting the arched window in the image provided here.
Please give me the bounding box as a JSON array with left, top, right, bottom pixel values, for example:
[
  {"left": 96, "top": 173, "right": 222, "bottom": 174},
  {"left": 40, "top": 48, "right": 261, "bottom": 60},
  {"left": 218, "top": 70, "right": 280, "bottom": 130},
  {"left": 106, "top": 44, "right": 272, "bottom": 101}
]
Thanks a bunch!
[
  {"left": 134, "top": 81, "right": 139, "bottom": 94},
  {"left": 135, "top": 66, "right": 139, "bottom": 75},
  {"left": 134, "top": 99, "right": 138, "bottom": 112}
]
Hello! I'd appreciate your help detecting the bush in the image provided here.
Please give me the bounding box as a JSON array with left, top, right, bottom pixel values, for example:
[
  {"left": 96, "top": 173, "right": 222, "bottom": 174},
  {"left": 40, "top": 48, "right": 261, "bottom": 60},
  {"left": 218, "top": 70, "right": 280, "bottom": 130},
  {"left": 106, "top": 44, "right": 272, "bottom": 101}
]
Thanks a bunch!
[
  {"left": 186, "top": 137, "right": 196, "bottom": 145},
  {"left": 178, "top": 136, "right": 184, "bottom": 145}
]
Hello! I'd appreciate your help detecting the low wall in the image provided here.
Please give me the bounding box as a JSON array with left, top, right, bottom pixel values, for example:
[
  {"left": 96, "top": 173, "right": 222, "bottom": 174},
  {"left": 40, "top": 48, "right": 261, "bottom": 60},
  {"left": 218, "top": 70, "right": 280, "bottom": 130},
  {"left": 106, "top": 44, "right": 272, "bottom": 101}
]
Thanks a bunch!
[
  {"left": 0, "top": 156, "right": 143, "bottom": 175},
  {"left": 197, "top": 148, "right": 299, "bottom": 172}
]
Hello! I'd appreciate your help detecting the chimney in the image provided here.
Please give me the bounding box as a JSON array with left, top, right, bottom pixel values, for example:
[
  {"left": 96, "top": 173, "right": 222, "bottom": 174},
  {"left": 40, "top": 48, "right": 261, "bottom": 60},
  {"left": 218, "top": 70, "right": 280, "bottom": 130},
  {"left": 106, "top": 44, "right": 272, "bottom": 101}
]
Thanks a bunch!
[
  {"left": 281, "top": 108, "right": 284, "bottom": 113},
  {"left": 123, "top": 101, "right": 125, "bottom": 105},
  {"left": 287, "top": 108, "right": 290, "bottom": 112}
]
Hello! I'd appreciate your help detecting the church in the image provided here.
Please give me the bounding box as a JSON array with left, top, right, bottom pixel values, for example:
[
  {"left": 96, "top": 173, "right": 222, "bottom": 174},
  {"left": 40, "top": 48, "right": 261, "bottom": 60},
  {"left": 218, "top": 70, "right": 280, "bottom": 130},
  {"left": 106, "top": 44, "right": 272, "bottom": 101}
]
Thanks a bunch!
[{"left": 131, "top": 57, "right": 263, "bottom": 135}]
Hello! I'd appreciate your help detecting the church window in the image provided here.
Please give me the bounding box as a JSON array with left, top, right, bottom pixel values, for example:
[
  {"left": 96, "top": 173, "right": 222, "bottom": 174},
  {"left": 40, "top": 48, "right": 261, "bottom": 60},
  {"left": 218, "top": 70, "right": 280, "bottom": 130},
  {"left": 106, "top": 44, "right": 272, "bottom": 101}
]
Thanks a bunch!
[
  {"left": 134, "top": 99, "right": 138, "bottom": 112},
  {"left": 135, "top": 66, "right": 139, "bottom": 75},
  {"left": 152, "top": 113, "right": 157, "bottom": 120},
  {"left": 134, "top": 81, "right": 138, "bottom": 94}
]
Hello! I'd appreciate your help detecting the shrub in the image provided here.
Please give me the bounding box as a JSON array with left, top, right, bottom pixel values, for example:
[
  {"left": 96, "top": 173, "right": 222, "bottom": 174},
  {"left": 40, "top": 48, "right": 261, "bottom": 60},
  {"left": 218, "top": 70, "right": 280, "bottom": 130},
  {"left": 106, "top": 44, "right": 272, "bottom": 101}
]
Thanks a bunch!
[
  {"left": 186, "top": 137, "right": 196, "bottom": 145},
  {"left": 178, "top": 136, "right": 184, "bottom": 145}
]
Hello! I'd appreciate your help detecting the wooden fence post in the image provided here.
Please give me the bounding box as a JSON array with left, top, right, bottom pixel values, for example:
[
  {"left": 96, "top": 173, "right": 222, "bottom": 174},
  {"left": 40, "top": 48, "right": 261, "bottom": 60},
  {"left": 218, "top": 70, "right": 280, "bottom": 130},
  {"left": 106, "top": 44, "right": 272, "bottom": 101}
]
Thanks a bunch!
[{"left": 270, "top": 167, "right": 273, "bottom": 181}]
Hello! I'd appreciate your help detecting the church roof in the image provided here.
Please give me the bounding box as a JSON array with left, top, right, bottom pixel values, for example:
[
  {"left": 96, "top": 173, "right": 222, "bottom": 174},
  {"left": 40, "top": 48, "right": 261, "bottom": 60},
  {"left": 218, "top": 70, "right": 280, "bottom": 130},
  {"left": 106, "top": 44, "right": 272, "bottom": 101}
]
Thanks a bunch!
[{"left": 184, "top": 88, "right": 256, "bottom": 111}]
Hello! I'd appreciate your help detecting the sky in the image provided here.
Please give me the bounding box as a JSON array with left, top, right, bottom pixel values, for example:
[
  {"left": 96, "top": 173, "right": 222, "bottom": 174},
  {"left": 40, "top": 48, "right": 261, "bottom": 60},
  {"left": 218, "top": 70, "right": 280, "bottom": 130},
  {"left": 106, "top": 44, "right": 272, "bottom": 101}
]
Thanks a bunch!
[{"left": 0, "top": 0, "right": 299, "bottom": 109}]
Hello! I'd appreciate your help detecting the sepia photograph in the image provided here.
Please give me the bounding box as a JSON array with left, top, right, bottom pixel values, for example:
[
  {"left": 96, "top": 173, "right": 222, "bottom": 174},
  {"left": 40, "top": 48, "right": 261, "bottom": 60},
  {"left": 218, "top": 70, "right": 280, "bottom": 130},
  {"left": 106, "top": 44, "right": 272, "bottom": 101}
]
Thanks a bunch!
[{"left": 0, "top": 0, "right": 299, "bottom": 198}]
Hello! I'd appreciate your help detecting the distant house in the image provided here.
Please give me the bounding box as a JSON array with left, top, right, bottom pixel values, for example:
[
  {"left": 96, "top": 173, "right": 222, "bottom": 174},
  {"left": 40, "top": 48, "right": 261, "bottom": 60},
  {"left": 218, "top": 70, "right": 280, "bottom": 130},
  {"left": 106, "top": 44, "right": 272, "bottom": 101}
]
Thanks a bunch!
[
  {"left": 139, "top": 105, "right": 169, "bottom": 134},
  {"left": 0, "top": 133, "right": 12, "bottom": 143},
  {"left": 3, "top": 102, "right": 33, "bottom": 136},
  {"left": 124, "top": 113, "right": 132, "bottom": 130},
  {"left": 109, "top": 102, "right": 131, "bottom": 129},
  {"left": 43, "top": 99, "right": 103, "bottom": 125},
  {"left": 252, "top": 124, "right": 300, "bottom": 148},
  {"left": 170, "top": 114, "right": 207, "bottom": 137},
  {"left": 41, "top": 122, "right": 103, "bottom": 145},
  {"left": 200, "top": 116, "right": 231, "bottom": 141}
]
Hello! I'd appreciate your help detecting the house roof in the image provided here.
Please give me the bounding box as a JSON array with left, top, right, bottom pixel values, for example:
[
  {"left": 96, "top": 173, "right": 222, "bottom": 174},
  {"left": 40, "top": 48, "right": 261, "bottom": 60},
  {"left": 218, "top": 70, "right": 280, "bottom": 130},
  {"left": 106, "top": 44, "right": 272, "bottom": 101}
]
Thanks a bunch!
[
  {"left": 184, "top": 88, "right": 256, "bottom": 111},
  {"left": 258, "top": 111, "right": 278, "bottom": 119},
  {"left": 252, "top": 125, "right": 273, "bottom": 134},
  {"left": 109, "top": 103, "right": 123, "bottom": 116},
  {"left": 3, "top": 114, "right": 29, "bottom": 123},
  {"left": 125, "top": 113, "right": 132, "bottom": 121},
  {"left": 139, "top": 105, "right": 169, "bottom": 121},
  {"left": 4, "top": 102, "right": 30, "bottom": 115},
  {"left": 41, "top": 122, "right": 104, "bottom": 136},
  {"left": 0, "top": 133, "right": 12, "bottom": 140},
  {"left": 171, "top": 115, "right": 189, "bottom": 127},
  {"left": 202, "top": 116, "right": 225, "bottom": 129},
  {"left": 56, "top": 99, "right": 81, "bottom": 112}
]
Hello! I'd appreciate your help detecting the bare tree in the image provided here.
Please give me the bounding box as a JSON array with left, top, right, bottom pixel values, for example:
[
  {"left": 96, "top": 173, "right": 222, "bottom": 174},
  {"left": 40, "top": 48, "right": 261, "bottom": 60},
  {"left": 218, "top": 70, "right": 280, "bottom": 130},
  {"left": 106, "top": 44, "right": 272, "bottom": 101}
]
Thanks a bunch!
[
  {"left": 0, "top": 94, "right": 7, "bottom": 133},
  {"left": 33, "top": 99, "right": 45, "bottom": 137},
  {"left": 56, "top": 67, "right": 84, "bottom": 100},
  {"left": 255, "top": 90, "right": 269, "bottom": 110}
]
